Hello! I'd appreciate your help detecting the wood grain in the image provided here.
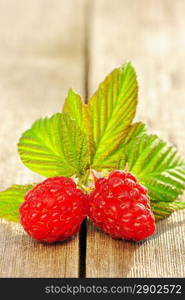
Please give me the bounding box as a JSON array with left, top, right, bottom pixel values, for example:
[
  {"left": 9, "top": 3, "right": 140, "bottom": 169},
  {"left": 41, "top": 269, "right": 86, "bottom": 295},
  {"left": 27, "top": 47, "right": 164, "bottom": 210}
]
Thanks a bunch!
[
  {"left": 0, "top": 0, "right": 86, "bottom": 277},
  {"left": 86, "top": 0, "right": 185, "bottom": 277}
]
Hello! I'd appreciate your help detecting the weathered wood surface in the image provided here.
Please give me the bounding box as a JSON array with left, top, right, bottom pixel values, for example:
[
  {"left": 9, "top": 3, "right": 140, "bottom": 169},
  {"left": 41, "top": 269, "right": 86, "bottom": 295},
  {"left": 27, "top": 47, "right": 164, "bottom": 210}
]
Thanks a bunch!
[
  {"left": 0, "top": 0, "right": 184, "bottom": 278},
  {"left": 0, "top": 0, "right": 86, "bottom": 278},
  {"left": 86, "top": 0, "right": 185, "bottom": 277}
]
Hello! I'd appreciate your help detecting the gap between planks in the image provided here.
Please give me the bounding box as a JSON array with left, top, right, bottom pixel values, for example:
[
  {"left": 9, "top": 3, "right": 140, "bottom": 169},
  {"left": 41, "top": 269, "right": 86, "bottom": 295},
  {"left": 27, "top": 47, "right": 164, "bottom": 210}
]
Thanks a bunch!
[{"left": 78, "top": 0, "right": 92, "bottom": 278}]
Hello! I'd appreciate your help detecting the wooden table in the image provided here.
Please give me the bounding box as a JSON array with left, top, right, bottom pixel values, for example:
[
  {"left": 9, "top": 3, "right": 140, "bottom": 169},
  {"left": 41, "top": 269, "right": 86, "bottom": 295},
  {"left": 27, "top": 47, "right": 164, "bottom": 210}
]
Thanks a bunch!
[{"left": 0, "top": 0, "right": 184, "bottom": 278}]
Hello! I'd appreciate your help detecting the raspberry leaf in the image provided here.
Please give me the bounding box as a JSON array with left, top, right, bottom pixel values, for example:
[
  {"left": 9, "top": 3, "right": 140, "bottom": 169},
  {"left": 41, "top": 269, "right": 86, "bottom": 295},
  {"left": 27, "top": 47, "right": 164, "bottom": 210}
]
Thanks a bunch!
[
  {"left": 63, "top": 88, "right": 95, "bottom": 161},
  {"left": 18, "top": 113, "right": 90, "bottom": 177},
  {"left": 94, "top": 122, "right": 146, "bottom": 169},
  {"left": 0, "top": 184, "right": 34, "bottom": 222},
  {"left": 106, "top": 122, "right": 147, "bottom": 169},
  {"left": 118, "top": 134, "right": 185, "bottom": 219},
  {"left": 60, "top": 113, "right": 90, "bottom": 173},
  {"left": 88, "top": 62, "right": 138, "bottom": 169},
  {"left": 151, "top": 200, "right": 185, "bottom": 220}
]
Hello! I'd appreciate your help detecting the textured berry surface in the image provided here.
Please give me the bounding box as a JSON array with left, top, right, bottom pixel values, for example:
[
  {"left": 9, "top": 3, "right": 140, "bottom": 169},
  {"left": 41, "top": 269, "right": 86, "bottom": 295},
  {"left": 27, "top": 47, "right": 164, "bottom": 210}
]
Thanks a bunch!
[
  {"left": 20, "top": 177, "right": 87, "bottom": 243},
  {"left": 88, "top": 171, "right": 155, "bottom": 241}
]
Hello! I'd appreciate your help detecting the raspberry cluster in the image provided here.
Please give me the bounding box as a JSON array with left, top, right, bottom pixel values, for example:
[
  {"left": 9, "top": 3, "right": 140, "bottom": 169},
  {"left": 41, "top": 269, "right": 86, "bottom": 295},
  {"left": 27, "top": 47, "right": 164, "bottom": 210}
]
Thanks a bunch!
[{"left": 20, "top": 171, "right": 155, "bottom": 243}]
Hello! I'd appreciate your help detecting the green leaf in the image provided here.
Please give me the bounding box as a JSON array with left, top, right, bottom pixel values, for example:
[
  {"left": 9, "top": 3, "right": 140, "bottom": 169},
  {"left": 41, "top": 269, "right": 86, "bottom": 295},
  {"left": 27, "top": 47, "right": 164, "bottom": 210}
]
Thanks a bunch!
[
  {"left": 151, "top": 200, "right": 185, "bottom": 220},
  {"left": 18, "top": 113, "right": 90, "bottom": 177},
  {"left": 63, "top": 89, "right": 89, "bottom": 135},
  {"left": 110, "top": 122, "right": 147, "bottom": 168},
  {"left": 0, "top": 184, "right": 34, "bottom": 222},
  {"left": 63, "top": 88, "right": 94, "bottom": 161},
  {"left": 122, "top": 122, "right": 147, "bottom": 145},
  {"left": 95, "top": 122, "right": 147, "bottom": 169},
  {"left": 60, "top": 113, "right": 90, "bottom": 174},
  {"left": 88, "top": 62, "right": 138, "bottom": 168},
  {"left": 118, "top": 134, "right": 185, "bottom": 219}
]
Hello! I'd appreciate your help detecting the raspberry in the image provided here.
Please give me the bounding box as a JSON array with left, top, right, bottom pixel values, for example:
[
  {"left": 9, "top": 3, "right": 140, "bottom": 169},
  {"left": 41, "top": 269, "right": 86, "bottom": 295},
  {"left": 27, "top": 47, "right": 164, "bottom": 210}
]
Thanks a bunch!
[
  {"left": 88, "top": 171, "right": 155, "bottom": 241},
  {"left": 20, "top": 177, "right": 87, "bottom": 243}
]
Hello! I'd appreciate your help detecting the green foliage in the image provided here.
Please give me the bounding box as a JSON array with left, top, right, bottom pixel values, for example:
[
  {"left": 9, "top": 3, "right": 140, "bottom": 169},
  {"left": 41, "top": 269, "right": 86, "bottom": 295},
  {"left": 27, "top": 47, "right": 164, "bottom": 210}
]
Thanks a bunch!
[
  {"left": 0, "top": 184, "right": 34, "bottom": 222},
  {"left": 118, "top": 134, "right": 185, "bottom": 219},
  {"left": 63, "top": 88, "right": 94, "bottom": 161},
  {"left": 88, "top": 62, "right": 138, "bottom": 168},
  {"left": 98, "top": 122, "right": 147, "bottom": 169},
  {"left": 151, "top": 200, "right": 185, "bottom": 220},
  {"left": 18, "top": 113, "right": 90, "bottom": 177}
]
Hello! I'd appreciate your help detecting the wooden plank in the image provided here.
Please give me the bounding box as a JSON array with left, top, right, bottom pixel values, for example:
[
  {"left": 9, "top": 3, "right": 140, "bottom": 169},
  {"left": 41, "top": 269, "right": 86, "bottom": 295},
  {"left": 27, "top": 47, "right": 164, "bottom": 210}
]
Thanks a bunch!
[
  {"left": 0, "top": 0, "right": 86, "bottom": 277},
  {"left": 86, "top": 0, "right": 185, "bottom": 277}
]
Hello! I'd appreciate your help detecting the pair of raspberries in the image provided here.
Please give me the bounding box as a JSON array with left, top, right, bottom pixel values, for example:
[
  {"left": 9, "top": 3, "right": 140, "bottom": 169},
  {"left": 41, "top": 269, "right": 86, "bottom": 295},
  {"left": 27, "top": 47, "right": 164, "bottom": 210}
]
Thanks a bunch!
[{"left": 20, "top": 171, "right": 155, "bottom": 243}]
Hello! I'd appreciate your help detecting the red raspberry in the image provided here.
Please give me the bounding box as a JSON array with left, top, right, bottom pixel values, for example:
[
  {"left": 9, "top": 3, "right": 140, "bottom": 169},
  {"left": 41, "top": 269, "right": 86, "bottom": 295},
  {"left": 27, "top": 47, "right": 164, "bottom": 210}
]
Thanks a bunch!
[
  {"left": 88, "top": 171, "right": 155, "bottom": 241},
  {"left": 20, "top": 177, "right": 87, "bottom": 243}
]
